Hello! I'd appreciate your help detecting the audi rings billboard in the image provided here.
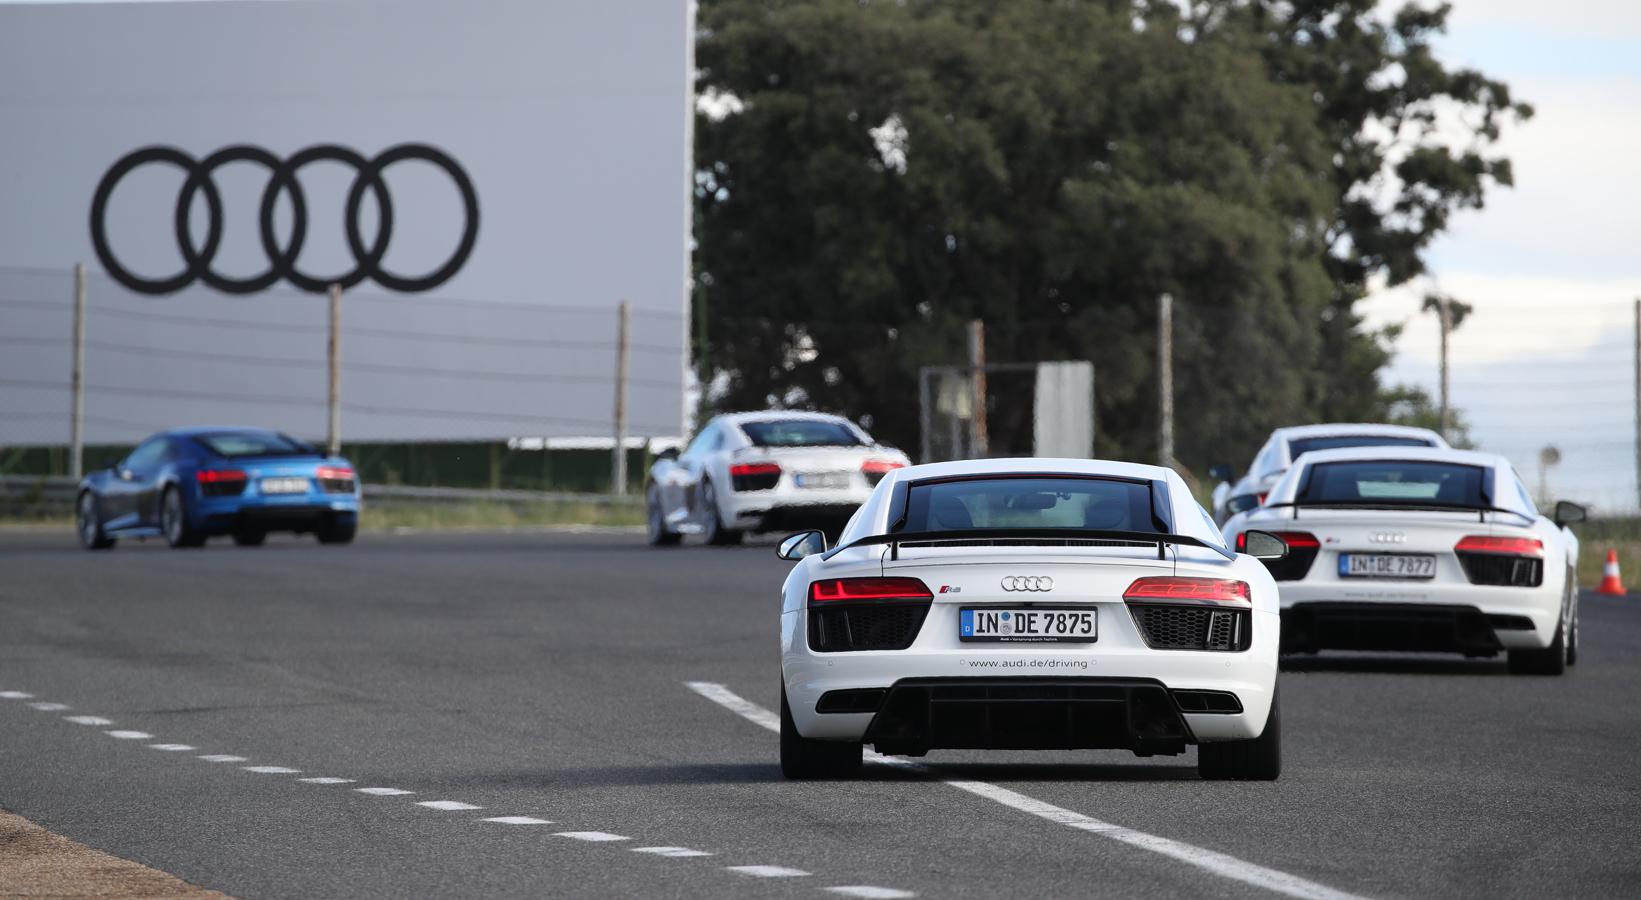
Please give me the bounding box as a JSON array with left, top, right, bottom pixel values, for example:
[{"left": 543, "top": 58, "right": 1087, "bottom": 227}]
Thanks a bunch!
[{"left": 0, "top": 0, "right": 691, "bottom": 444}]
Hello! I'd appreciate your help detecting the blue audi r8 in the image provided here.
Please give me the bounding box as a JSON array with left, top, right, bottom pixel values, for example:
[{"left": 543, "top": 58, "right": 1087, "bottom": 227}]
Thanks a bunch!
[{"left": 76, "top": 427, "right": 360, "bottom": 550}]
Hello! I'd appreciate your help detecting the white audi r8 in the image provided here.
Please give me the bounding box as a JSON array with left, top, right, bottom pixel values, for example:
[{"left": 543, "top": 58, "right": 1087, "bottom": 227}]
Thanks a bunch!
[
  {"left": 646, "top": 412, "right": 911, "bottom": 546},
  {"left": 1220, "top": 447, "right": 1585, "bottom": 675},
  {"left": 1210, "top": 423, "right": 1448, "bottom": 525},
  {"left": 775, "top": 458, "right": 1289, "bottom": 781}
]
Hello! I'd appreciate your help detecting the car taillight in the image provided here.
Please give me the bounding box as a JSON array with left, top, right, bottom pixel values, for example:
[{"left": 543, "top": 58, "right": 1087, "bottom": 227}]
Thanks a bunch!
[
  {"left": 316, "top": 465, "right": 354, "bottom": 481},
  {"left": 1455, "top": 536, "right": 1543, "bottom": 557},
  {"left": 1235, "top": 530, "right": 1318, "bottom": 552},
  {"left": 809, "top": 576, "right": 932, "bottom": 603},
  {"left": 1255, "top": 493, "right": 1268, "bottom": 504},
  {"left": 729, "top": 463, "right": 781, "bottom": 478},
  {"left": 195, "top": 469, "right": 247, "bottom": 484},
  {"left": 861, "top": 459, "right": 902, "bottom": 475},
  {"left": 1123, "top": 576, "right": 1250, "bottom": 605}
]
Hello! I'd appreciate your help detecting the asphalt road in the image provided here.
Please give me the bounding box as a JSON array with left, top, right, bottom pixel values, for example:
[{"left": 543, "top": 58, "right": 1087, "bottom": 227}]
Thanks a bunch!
[{"left": 1, "top": 530, "right": 1637, "bottom": 899}]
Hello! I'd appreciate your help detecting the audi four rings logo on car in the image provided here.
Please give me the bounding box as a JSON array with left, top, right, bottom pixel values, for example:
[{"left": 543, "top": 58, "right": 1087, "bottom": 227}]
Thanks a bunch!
[
  {"left": 88, "top": 143, "right": 480, "bottom": 295},
  {"left": 1000, "top": 576, "right": 1053, "bottom": 592},
  {"left": 1370, "top": 531, "right": 1408, "bottom": 544}
]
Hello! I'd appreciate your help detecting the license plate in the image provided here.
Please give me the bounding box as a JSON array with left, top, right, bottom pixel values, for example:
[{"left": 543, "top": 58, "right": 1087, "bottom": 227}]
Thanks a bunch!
[
  {"left": 960, "top": 607, "right": 1097, "bottom": 643},
  {"left": 259, "top": 477, "right": 310, "bottom": 494},
  {"left": 1338, "top": 553, "right": 1436, "bottom": 579},
  {"left": 795, "top": 472, "right": 850, "bottom": 489}
]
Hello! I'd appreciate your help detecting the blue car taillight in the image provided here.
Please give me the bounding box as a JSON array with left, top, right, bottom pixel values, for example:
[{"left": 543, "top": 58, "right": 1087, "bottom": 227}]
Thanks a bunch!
[
  {"left": 317, "top": 465, "right": 356, "bottom": 494},
  {"left": 196, "top": 469, "right": 248, "bottom": 497}
]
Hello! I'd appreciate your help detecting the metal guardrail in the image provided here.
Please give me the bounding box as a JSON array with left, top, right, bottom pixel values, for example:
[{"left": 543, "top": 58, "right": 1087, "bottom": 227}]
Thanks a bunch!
[{"left": 0, "top": 476, "right": 639, "bottom": 509}]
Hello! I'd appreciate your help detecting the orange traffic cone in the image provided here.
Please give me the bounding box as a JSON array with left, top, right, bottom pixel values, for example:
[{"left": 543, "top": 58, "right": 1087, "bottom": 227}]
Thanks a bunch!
[{"left": 1597, "top": 549, "right": 1626, "bottom": 595}]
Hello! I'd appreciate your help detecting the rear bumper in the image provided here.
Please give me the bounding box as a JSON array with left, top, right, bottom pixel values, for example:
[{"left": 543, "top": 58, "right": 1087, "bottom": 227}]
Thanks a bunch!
[
  {"left": 195, "top": 497, "right": 358, "bottom": 534},
  {"left": 729, "top": 501, "right": 862, "bottom": 533},
  {"left": 1278, "top": 580, "right": 1564, "bottom": 650}
]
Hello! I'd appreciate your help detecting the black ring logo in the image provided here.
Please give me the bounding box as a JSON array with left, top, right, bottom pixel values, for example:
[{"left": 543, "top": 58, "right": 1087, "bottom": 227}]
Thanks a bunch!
[{"left": 89, "top": 143, "right": 479, "bottom": 295}]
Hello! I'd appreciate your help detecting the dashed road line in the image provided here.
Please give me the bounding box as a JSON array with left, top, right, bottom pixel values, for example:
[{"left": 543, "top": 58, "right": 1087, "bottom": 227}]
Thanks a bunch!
[
  {"left": 826, "top": 888, "right": 917, "bottom": 899},
  {"left": 243, "top": 766, "right": 302, "bottom": 774},
  {"left": 355, "top": 787, "right": 414, "bottom": 796},
  {"left": 147, "top": 744, "right": 197, "bottom": 751},
  {"left": 0, "top": 690, "right": 35, "bottom": 699},
  {"left": 727, "top": 865, "right": 811, "bottom": 878},
  {"left": 555, "top": 831, "right": 629, "bottom": 842},
  {"left": 105, "top": 730, "right": 153, "bottom": 740},
  {"left": 298, "top": 777, "right": 356, "bottom": 784},
  {"left": 64, "top": 716, "right": 113, "bottom": 726},
  {"left": 29, "top": 702, "right": 71, "bottom": 711},
  {"left": 417, "top": 800, "right": 482, "bottom": 811},
  {"left": 482, "top": 816, "right": 554, "bottom": 825},
  {"left": 633, "top": 846, "right": 714, "bottom": 858},
  {"left": 198, "top": 755, "right": 248, "bottom": 763},
  {"left": 688, "top": 681, "right": 1362, "bottom": 900}
]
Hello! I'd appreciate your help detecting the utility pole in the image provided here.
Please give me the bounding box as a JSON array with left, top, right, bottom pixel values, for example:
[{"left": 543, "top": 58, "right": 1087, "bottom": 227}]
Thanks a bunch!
[
  {"left": 69, "top": 263, "right": 86, "bottom": 479},
  {"left": 1157, "top": 293, "right": 1173, "bottom": 469},
  {"left": 612, "top": 300, "right": 631, "bottom": 497},
  {"left": 967, "top": 319, "right": 988, "bottom": 458},
  {"left": 1438, "top": 296, "right": 1453, "bottom": 442},
  {"left": 327, "top": 284, "right": 341, "bottom": 458}
]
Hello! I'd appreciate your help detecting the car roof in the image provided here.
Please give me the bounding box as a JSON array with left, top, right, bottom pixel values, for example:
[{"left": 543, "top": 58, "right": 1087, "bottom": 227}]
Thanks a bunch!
[
  {"left": 883, "top": 457, "right": 1173, "bottom": 483},
  {"left": 1271, "top": 423, "right": 1445, "bottom": 442},
  {"left": 714, "top": 411, "right": 854, "bottom": 425},
  {"left": 160, "top": 426, "right": 288, "bottom": 438},
  {"left": 1288, "top": 445, "right": 1506, "bottom": 469}
]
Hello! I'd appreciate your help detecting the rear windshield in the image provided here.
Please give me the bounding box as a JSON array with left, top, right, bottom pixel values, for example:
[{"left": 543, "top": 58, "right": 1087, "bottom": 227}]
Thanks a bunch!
[
  {"left": 1287, "top": 435, "right": 1434, "bottom": 458},
  {"left": 739, "top": 420, "right": 862, "bottom": 448},
  {"left": 195, "top": 432, "right": 316, "bottom": 459},
  {"left": 901, "top": 477, "right": 1158, "bottom": 533},
  {"left": 1298, "top": 461, "right": 1486, "bottom": 507}
]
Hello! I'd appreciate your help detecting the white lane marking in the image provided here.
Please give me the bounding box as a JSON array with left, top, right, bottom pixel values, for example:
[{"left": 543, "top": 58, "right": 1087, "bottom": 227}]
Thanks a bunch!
[
  {"left": 199, "top": 755, "right": 248, "bottom": 763},
  {"left": 726, "top": 865, "right": 810, "bottom": 878},
  {"left": 555, "top": 831, "right": 629, "bottom": 842},
  {"left": 0, "top": 691, "right": 34, "bottom": 699},
  {"left": 243, "top": 766, "right": 302, "bottom": 774},
  {"left": 632, "top": 846, "right": 714, "bottom": 858},
  {"left": 105, "top": 730, "right": 153, "bottom": 740},
  {"left": 687, "top": 682, "right": 1367, "bottom": 900},
  {"left": 65, "top": 716, "right": 113, "bottom": 726},
  {"left": 29, "top": 702, "right": 71, "bottom": 711},
  {"left": 417, "top": 800, "right": 482, "bottom": 811},
  {"left": 482, "top": 816, "right": 554, "bottom": 825},
  {"left": 355, "top": 787, "right": 414, "bottom": 796},
  {"left": 298, "top": 777, "right": 356, "bottom": 784},
  {"left": 827, "top": 888, "right": 917, "bottom": 899},
  {"left": 147, "top": 744, "right": 196, "bottom": 751}
]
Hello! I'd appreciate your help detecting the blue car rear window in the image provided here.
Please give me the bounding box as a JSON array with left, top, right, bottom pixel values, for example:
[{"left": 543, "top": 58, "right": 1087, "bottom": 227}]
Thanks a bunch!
[{"left": 196, "top": 432, "right": 316, "bottom": 458}]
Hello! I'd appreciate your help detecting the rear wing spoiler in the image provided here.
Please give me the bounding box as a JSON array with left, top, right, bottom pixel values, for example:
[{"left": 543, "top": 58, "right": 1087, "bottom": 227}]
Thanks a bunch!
[
  {"left": 1263, "top": 501, "right": 1534, "bottom": 524},
  {"left": 826, "top": 528, "right": 1235, "bottom": 562}
]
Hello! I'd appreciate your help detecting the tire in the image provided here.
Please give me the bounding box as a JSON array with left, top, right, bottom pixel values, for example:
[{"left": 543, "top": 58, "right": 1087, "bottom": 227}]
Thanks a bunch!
[
  {"left": 232, "top": 530, "right": 267, "bottom": 547},
  {"left": 76, "top": 491, "right": 115, "bottom": 551},
  {"left": 699, "top": 480, "right": 743, "bottom": 546},
  {"left": 316, "top": 519, "right": 356, "bottom": 545},
  {"left": 1508, "top": 619, "right": 1568, "bottom": 676},
  {"left": 780, "top": 688, "right": 862, "bottom": 780},
  {"left": 1567, "top": 599, "right": 1580, "bottom": 667},
  {"left": 1199, "top": 687, "right": 1281, "bottom": 781},
  {"left": 646, "top": 484, "right": 681, "bottom": 547},
  {"left": 159, "top": 485, "right": 206, "bottom": 548}
]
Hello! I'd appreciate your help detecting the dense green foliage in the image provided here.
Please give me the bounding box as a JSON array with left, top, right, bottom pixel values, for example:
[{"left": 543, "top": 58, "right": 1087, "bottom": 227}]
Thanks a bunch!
[{"left": 693, "top": 0, "right": 1526, "bottom": 464}]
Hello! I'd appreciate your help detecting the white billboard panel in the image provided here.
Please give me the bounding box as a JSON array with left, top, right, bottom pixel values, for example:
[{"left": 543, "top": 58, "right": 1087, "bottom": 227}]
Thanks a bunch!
[{"left": 0, "top": 0, "right": 691, "bottom": 444}]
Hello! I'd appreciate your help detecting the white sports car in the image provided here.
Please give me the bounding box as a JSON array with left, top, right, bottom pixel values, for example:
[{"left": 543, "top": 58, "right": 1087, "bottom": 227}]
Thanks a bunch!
[
  {"left": 775, "top": 458, "right": 1289, "bottom": 781},
  {"left": 1220, "top": 446, "right": 1585, "bottom": 675},
  {"left": 1210, "top": 423, "right": 1448, "bottom": 525},
  {"left": 646, "top": 412, "right": 910, "bottom": 546}
]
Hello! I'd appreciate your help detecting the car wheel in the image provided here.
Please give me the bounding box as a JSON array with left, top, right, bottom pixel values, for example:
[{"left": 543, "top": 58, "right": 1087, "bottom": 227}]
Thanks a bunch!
[
  {"left": 1508, "top": 618, "right": 1567, "bottom": 676},
  {"left": 780, "top": 687, "right": 862, "bottom": 780},
  {"left": 699, "top": 480, "right": 742, "bottom": 546},
  {"left": 160, "top": 485, "right": 206, "bottom": 548},
  {"left": 232, "top": 530, "right": 267, "bottom": 547},
  {"left": 76, "top": 491, "right": 115, "bottom": 550},
  {"left": 1567, "top": 598, "right": 1580, "bottom": 667},
  {"left": 316, "top": 519, "right": 356, "bottom": 545},
  {"left": 1198, "top": 687, "right": 1281, "bottom": 781},
  {"left": 646, "top": 483, "right": 681, "bottom": 547}
]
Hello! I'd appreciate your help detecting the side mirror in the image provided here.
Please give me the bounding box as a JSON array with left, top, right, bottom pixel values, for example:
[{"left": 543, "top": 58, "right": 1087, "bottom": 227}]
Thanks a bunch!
[
  {"left": 1241, "top": 530, "right": 1289, "bottom": 561},
  {"left": 1554, "top": 500, "right": 1586, "bottom": 528},
  {"left": 777, "top": 529, "right": 827, "bottom": 561},
  {"left": 1208, "top": 464, "right": 1234, "bottom": 482},
  {"left": 116, "top": 466, "right": 133, "bottom": 481},
  {"left": 655, "top": 447, "right": 680, "bottom": 462}
]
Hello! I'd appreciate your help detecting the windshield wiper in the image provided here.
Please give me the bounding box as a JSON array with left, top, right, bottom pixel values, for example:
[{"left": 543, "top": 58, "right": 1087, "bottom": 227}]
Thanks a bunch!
[{"left": 826, "top": 527, "right": 1234, "bottom": 562}]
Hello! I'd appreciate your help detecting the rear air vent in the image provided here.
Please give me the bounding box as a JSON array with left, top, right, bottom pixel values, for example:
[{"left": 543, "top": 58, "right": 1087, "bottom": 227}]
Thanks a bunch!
[
  {"left": 1127, "top": 605, "right": 1248, "bottom": 652},
  {"left": 1171, "top": 690, "right": 1243, "bottom": 714},
  {"left": 1457, "top": 553, "right": 1543, "bottom": 587},
  {"left": 816, "top": 688, "right": 887, "bottom": 714},
  {"left": 808, "top": 601, "right": 931, "bottom": 652}
]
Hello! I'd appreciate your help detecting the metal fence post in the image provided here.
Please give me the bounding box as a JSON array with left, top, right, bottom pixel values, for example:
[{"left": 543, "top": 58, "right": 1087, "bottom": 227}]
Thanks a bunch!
[
  {"left": 327, "top": 284, "right": 341, "bottom": 457},
  {"left": 69, "top": 263, "right": 86, "bottom": 479},
  {"left": 612, "top": 300, "right": 630, "bottom": 497}
]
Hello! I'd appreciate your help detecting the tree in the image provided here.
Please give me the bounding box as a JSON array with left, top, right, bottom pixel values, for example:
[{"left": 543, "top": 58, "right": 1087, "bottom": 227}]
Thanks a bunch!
[{"left": 693, "top": 0, "right": 1526, "bottom": 465}]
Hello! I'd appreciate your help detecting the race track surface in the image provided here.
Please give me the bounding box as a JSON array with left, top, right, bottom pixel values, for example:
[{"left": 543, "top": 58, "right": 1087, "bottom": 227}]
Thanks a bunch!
[{"left": 1, "top": 531, "right": 1637, "bottom": 899}]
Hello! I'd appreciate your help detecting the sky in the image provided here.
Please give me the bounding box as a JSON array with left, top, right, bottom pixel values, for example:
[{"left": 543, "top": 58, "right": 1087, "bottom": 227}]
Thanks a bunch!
[{"left": 1360, "top": 0, "right": 1641, "bottom": 511}]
